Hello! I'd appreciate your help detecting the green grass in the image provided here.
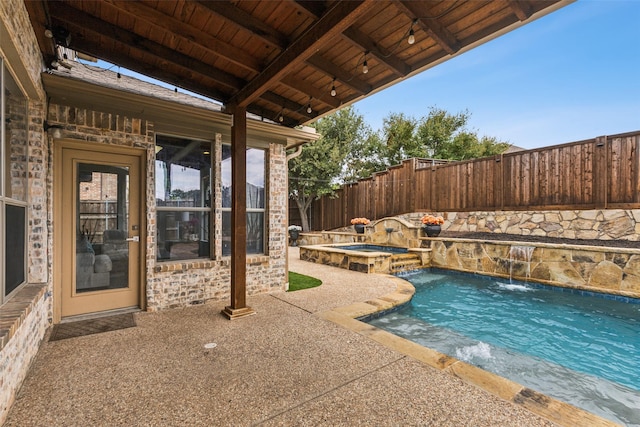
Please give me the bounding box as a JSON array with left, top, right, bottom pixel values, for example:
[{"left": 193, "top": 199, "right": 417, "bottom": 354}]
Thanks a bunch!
[{"left": 288, "top": 271, "right": 322, "bottom": 292}]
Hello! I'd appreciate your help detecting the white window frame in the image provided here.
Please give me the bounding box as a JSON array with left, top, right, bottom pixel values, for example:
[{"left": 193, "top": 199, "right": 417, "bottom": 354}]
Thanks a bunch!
[{"left": 221, "top": 144, "right": 267, "bottom": 256}]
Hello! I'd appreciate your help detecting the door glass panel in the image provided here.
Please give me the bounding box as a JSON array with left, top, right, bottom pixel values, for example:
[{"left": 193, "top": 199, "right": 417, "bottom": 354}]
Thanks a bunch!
[{"left": 76, "top": 163, "right": 129, "bottom": 293}]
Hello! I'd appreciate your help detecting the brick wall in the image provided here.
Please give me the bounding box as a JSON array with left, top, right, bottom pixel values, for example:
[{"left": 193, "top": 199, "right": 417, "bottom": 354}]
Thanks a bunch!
[
  {"left": 0, "top": 286, "right": 48, "bottom": 424},
  {"left": 28, "top": 100, "right": 48, "bottom": 284},
  {"left": 0, "top": 1, "right": 49, "bottom": 424},
  {"left": 49, "top": 104, "right": 289, "bottom": 311},
  {"left": 146, "top": 137, "right": 288, "bottom": 310}
]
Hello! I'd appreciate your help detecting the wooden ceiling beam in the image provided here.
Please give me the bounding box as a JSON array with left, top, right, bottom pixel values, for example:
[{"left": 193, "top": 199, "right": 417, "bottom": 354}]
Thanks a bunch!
[
  {"left": 23, "top": 1, "right": 57, "bottom": 62},
  {"left": 226, "top": 0, "right": 374, "bottom": 109},
  {"left": 196, "top": 1, "right": 288, "bottom": 50},
  {"left": 291, "top": 0, "right": 325, "bottom": 19},
  {"left": 66, "top": 23, "right": 304, "bottom": 126},
  {"left": 342, "top": 28, "right": 410, "bottom": 76},
  {"left": 105, "top": 0, "right": 262, "bottom": 74},
  {"left": 306, "top": 55, "right": 372, "bottom": 95},
  {"left": 293, "top": 1, "right": 409, "bottom": 77},
  {"left": 261, "top": 92, "right": 317, "bottom": 121},
  {"left": 68, "top": 38, "right": 231, "bottom": 102},
  {"left": 395, "top": 1, "right": 460, "bottom": 55},
  {"left": 58, "top": 38, "right": 299, "bottom": 125},
  {"left": 280, "top": 76, "right": 341, "bottom": 109},
  {"left": 508, "top": 1, "right": 534, "bottom": 21},
  {"left": 48, "top": 3, "right": 245, "bottom": 91}
]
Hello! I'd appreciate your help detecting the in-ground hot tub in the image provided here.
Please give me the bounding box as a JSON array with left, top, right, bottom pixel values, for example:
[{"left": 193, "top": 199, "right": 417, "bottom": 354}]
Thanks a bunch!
[
  {"left": 338, "top": 244, "right": 408, "bottom": 254},
  {"left": 299, "top": 243, "right": 431, "bottom": 274}
]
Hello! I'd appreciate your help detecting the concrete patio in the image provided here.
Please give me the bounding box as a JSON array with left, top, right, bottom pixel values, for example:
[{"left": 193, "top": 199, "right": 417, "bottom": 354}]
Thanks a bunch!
[{"left": 4, "top": 248, "right": 605, "bottom": 426}]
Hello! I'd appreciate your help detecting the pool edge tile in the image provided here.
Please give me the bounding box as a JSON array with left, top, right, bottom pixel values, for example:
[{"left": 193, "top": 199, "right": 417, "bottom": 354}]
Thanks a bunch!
[{"left": 513, "top": 388, "right": 621, "bottom": 427}]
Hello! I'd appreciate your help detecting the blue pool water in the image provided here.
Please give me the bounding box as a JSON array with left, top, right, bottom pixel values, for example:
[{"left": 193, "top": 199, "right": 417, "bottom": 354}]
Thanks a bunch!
[
  {"left": 368, "top": 269, "right": 640, "bottom": 426},
  {"left": 338, "top": 244, "right": 408, "bottom": 254}
]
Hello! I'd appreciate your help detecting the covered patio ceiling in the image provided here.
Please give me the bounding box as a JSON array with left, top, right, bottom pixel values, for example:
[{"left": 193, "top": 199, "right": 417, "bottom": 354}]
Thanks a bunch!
[{"left": 26, "top": 0, "right": 570, "bottom": 128}]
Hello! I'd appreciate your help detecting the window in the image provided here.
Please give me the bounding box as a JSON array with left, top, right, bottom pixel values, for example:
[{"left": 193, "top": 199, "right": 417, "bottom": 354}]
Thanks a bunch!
[
  {"left": 155, "top": 135, "right": 211, "bottom": 261},
  {"left": 1, "top": 57, "right": 28, "bottom": 303},
  {"left": 221, "top": 145, "right": 266, "bottom": 256}
]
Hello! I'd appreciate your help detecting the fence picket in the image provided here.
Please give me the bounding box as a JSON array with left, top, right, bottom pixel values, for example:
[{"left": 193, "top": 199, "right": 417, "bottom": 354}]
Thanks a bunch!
[{"left": 294, "top": 131, "right": 640, "bottom": 230}]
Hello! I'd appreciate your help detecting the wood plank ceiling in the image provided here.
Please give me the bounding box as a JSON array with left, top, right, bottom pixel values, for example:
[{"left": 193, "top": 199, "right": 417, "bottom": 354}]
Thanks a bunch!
[{"left": 26, "top": 0, "right": 569, "bottom": 128}]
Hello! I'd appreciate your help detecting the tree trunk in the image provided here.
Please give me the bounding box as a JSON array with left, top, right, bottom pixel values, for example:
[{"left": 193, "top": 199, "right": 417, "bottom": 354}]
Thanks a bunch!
[{"left": 294, "top": 197, "right": 312, "bottom": 232}]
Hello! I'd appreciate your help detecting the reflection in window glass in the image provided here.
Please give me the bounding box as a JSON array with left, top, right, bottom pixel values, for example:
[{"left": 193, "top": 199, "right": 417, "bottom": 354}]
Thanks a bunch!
[
  {"left": 4, "top": 65, "right": 27, "bottom": 201},
  {"left": 5, "top": 204, "right": 25, "bottom": 296},
  {"left": 221, "top": 145, "right": 266, "bottom": 256},
  {"left": 76, "top": 165, "right": 129, "bottom": 292},
  {"left": 1, "top": 58, "right": 29, "bottom": 303},
  {"left": 155, "top": 135, "right": 211, "bottom": 261}
]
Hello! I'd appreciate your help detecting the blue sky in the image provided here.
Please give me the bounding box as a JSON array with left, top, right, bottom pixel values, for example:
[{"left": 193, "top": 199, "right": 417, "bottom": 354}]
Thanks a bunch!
[{"left": 354, "top": 0, "right": 640, "bottom": 149}]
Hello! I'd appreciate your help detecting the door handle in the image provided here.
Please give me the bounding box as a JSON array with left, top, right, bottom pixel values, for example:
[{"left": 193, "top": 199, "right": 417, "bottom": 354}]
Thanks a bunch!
[{"left": 126, "top": 236, "right": 140, "bottom": 242}]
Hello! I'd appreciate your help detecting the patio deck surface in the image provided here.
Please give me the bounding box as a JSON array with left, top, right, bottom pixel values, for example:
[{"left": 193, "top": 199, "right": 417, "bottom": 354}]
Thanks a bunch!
[{"left": 4, "top": 248, "right": 603, "bottom": 426}]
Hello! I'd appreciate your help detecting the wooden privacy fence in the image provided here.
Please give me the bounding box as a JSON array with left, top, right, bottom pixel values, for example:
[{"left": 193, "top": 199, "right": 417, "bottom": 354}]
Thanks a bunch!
[{"left": 307, "top": 131, "right": 640, "bottom": 231}]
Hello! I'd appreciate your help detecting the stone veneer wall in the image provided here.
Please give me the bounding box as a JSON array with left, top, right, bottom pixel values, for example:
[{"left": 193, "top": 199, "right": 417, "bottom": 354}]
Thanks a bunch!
[
  {"left": 400, "top": 209, "right": 640, "bottom": 241},
  {"left": 0, "top": 1, "right": 49, "bottom": 424},
  {"left": 427, "top": 239, "right": 640, "bottom": 299},
  {"left": 298, "top": 215, "right": 640, "bottom": 298}
]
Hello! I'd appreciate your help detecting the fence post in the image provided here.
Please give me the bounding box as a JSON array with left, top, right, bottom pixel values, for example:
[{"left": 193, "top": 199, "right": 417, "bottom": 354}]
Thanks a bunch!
[
  {"left": 498, "top": 154, "right": 504, "bottom": 210},
  {"left": 593, "top": 136, "right": 608, "bottom": 209}
]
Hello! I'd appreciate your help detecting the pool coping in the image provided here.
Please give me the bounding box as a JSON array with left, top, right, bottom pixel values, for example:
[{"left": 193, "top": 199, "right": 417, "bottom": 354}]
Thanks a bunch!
[{"left": 317, "top": 274, "right": 621, "bottom": 427}]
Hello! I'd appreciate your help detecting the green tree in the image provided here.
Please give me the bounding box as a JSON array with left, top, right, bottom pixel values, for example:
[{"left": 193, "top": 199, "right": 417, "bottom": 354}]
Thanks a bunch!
[
  {"left": 341, "top": 128, "right": 385, "bottom": 183},
  {"left": 289, "top": 107, "right": 366, "bottom": 231},
  {"left": 381, "top": 113, "right": 418, "bottom": 165},
  {"left": 343, "top": 107, "right": 510, "bottom": 181},
  {"left": 416, "top": 107, "right": 510, "bottom": 160}
]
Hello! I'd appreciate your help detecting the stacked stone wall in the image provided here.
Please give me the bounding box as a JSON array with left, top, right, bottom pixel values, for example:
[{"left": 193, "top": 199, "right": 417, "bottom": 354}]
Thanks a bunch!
[
  {"left": 428, "top": 239, "right": 640, "bottom": 299},
  {"left": 400, "top": 209, "right": 640, "bottom": 241}
]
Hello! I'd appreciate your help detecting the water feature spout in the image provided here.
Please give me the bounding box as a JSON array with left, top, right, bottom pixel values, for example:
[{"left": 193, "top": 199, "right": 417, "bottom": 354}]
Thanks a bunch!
[{"left": 509, "top": 245, "right": 534, "bottom": 282}]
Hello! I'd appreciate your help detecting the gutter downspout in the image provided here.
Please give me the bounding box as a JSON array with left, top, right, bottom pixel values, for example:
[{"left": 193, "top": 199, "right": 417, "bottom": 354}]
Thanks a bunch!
[
  {"left": 286, "top": 144, "right": 303, "bottom": 161},
  {"left": 285, "top": 143, "right": 304, "bottom": 291}
]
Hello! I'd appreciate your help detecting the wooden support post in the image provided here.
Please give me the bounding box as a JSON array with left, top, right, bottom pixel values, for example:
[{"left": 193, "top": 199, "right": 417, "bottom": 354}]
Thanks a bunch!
[{"left": 222, "top": 107, "right": 256, "bottom": 320}]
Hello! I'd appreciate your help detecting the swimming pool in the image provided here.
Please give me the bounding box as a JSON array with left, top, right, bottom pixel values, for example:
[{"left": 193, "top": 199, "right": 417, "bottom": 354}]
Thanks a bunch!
[{"left": 368, "top": 269, "right": 640, "bottom": 426}]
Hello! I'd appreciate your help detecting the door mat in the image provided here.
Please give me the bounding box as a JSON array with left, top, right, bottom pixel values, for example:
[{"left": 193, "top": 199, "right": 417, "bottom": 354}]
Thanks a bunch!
[{"left": 49, "top": 313, "right": 136, "bottom": 341}]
